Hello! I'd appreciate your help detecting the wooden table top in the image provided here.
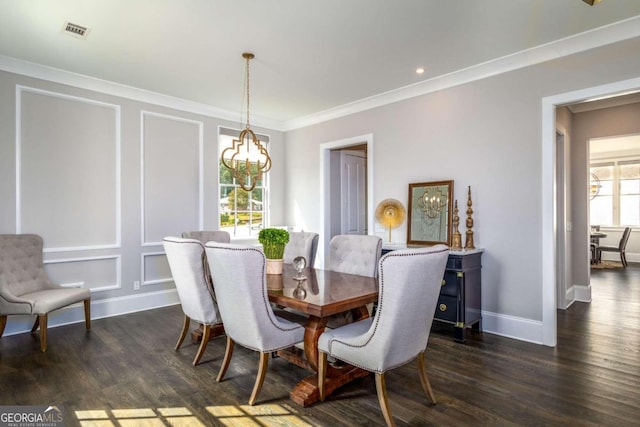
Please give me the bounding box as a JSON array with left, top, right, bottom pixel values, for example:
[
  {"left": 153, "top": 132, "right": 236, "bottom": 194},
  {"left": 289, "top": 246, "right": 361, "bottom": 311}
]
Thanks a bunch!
[{"left": 267, "top": 263, "right": 378, "bottom": 318}]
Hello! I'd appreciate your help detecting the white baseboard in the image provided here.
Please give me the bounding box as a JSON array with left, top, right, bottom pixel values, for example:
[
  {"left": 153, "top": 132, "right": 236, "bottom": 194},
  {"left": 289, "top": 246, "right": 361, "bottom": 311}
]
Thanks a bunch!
[
  {"left": 565, "top": 286, "right": 576, "bottom": 308},
  {"left": 573, "top": 284, "right": 592, "bottom": 303},
  {"left": 480, "top": 310, "right": 544, "bottom": 345},
  {"left": 600, "top": 251, "right": 637, "bottom": 264},
  {"left": 2, "top": 292, "right": 546, "bottom": 346},
  {"left": 1, "top": 289, "right": 180, "bottom": 337}
]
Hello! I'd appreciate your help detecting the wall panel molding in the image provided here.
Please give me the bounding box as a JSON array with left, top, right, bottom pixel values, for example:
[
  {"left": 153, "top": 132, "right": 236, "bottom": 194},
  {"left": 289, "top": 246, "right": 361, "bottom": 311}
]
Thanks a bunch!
[
  {"left": 44, "top": 254, "right": 122, "bottom": 293},
  {"left": 141, "top": 251, "right": 172, "bottom": 287},
  {"left": 140, "top": 110, "right": 204, "bottom": 247},
  {"left": 15, "top": 85, "right": 121, "bottom": 252}
]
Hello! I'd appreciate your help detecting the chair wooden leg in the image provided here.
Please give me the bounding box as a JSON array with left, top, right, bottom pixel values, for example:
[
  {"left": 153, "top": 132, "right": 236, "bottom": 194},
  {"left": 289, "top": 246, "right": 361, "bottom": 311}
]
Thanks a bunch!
[
  {"left": 417, "top": 352, "right": 437, "bottom": 404},
  {"left": 0, "top": 315, "right": 7, "bottom": 338},
  {"left": 249, "top": 352, "right": 269, "bottom": 406},
  {"left": 192, "top": 324, "right": 211, "bottom": 366},
  {"left": 375, "top": 372, "right": 395, "bottom": 427},
  {"left": 175, "top": 316, "right": 190, "bottom": 351},
  {"left": 31, "top": 316, "right": 40, "bottom": 333},
  {"left": 39, "top": 314, "right": 48, "bottom": 352},
  {"left": 84, "top": 298, "right": 91, "bottom": 330},
  {"left": 318, "top": 351, "right": 328, "bottom": 401},
  {"left": 217, "top": 336, "right": 234, "bottom": 382}
]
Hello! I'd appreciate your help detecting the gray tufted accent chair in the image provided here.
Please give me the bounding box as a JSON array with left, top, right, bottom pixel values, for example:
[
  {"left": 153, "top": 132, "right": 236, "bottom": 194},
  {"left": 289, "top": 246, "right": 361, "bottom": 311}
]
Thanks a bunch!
[
  {"left": 182, "top": 230, "right": 231, "bottom": 244},
  {"left": 283, "top": 232, "right": 319, "bottom": 268},
  {"left": 163, "top": 236, "right": 223, "bottom": 365},
  {"left": 0, "top": 234, "right": 91, "bottom": 352},
  {"left": 204, "top": 242, "right": 305, "bottom": 405},
  {"left": 318, "top": 245, "right": 449, "bottom": 427}
]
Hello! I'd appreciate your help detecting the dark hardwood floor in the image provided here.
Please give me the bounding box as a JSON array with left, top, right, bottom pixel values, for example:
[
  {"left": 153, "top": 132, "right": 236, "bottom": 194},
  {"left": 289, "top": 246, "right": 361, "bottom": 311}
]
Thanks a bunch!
[{"left": 1, "top": 266, "right": 638, "bottom": 426}]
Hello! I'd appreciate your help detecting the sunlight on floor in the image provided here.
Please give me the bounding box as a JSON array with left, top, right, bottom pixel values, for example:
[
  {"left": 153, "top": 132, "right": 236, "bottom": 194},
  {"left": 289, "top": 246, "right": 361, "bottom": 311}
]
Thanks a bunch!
[{"left": 75, "top": 404, "right": 314, "bottom": 426}]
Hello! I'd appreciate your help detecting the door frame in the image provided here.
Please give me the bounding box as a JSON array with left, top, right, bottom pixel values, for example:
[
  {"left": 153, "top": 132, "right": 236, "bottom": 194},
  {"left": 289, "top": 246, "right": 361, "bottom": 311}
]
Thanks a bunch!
[
  {"left": 541, "top": 76, "right": 640, "bottom": 346},
  {"left": 555, "top": 129, "right": 568, "bottom": 310},
  {"left": 319, "top": 134, "right": 374, "bottom": 268}
]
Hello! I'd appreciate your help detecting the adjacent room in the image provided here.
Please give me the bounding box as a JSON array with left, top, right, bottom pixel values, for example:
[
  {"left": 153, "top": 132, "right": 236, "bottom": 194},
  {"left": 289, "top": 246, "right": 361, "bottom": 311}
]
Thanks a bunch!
[{"left": 1, "top": 1, "right": 640, "bottom": 426}]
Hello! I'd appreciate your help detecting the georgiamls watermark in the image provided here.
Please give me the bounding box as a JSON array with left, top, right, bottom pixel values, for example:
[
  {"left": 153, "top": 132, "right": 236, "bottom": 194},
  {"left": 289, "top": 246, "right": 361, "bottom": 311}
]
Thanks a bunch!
[{"left": 0, "top": 406, "right": 63, "bottom": 427}]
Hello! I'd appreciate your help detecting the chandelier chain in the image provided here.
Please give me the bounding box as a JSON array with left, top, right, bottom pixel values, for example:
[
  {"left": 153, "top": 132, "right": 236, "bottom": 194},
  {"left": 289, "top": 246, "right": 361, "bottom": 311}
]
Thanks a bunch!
[{"left": 245, "top": 54, "right": 251, "bottom": 129}]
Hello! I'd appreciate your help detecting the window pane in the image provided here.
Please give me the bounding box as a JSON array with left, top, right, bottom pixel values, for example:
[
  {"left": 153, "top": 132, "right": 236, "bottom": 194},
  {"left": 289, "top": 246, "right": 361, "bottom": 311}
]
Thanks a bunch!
[
  {"left": 620, "top": 163, "right": 640, "bottom": 179},
  {"left": 591, "top": 165, "right": 613, "bottom": 180},
  {"left": 620, "top": 195, "right": 640, "bottom": 225},
  {"left": 590, "top": 195, "right": 613, "bottom": 225},
  {"left": 218, "top": 132, "right": 269, "bottom": 238},
  {"left": 220, "top": 160, "right": 234, "bottom": 184},
  {"left": 621, "top": 179, "right": 640, "bottom": 194}
]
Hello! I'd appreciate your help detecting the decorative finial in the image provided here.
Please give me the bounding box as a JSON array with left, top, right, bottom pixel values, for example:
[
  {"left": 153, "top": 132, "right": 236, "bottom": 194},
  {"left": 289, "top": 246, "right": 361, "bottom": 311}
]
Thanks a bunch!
[
  {"left": 464, "top": 186, "right": 475, "bottom": 250},
  {"left": 451, "top": 199, "right": 462, "bottom": 250}
]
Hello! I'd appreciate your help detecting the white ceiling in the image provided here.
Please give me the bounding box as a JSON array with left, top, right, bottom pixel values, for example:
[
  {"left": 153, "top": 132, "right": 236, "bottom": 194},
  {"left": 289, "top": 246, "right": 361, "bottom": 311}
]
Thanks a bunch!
[{"left": 1, "top": 0, "right": 640, "bottom": 129}]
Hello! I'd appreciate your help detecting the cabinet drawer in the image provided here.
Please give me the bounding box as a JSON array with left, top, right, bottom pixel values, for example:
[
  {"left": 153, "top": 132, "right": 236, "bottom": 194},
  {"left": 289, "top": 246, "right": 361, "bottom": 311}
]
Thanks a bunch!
[
  {"left": 441, "top": 271, "right": 458, "bottom": 297},
  {"left": 435, "top": 295, "right": 457, "bottom": 323}
]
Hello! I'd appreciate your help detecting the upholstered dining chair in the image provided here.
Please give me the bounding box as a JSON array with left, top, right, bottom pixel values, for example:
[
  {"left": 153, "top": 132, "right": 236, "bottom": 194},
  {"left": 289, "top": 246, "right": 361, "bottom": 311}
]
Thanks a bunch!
[
  {"left": 596, "top": 227, "right": 632, "bottom": 267},
  {"left": 0, "top": 234, "right": 91, "bottom": 352},
  {"left": 328, "top": 234, "right": 382, "bottom": 278},
  {"left": 283, "top": 232, "right": 319, "bottom": 268},
  {"left": 182, "top": 230, "right": 231, "bottom": 286},
  {"left": 318, "top": 245, "right": 449, "bottom": 427},
  {"left": 163, "top": 237, "right": 223, "bottom": 365},
  {"left": 327, "top": 234, "right": 382, "bottom": 327},
  {"left": 204, "top": 242, "right": 305, "bottom": 405},
  {"left": 182, "top": 230, "right": 231, "bottom": 244}
]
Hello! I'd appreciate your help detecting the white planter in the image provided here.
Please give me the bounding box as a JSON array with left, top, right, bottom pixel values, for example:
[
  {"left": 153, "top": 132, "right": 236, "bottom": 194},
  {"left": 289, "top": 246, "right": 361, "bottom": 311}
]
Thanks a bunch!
[
  {"left": 266, "top": 259, "right": 284, "bottom": 275},
  {"left": 266, "top": 273, "right": 284, "bottom": 290}
]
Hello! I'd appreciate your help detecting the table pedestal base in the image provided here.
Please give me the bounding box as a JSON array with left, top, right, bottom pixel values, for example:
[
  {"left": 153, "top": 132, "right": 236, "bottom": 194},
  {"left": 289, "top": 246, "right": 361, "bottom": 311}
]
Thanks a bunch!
[
  {"left": 190, "top": 323, "right": 225, "bottom": 343},
  {"left": 289, "top": 365, "right": 371, "bottom": 407}
]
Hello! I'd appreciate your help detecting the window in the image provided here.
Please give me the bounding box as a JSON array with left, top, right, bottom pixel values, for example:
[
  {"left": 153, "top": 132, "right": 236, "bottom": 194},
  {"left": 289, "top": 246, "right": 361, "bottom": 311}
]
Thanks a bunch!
[
  {"left": 218, "top": 128, "right": 269, "bottom": 238},
  {"left": 590, "top": 160, "right": 640, "bottom": 226}
]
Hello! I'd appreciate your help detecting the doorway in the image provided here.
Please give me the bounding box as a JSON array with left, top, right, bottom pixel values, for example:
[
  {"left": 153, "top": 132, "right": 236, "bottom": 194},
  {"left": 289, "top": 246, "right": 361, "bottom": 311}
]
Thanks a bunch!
[
  {"left": 319, "top": 134, "right": 374, "bottom": 268},
  {"left": 542, "top": 77, "right": 640, "bottom": 346}
]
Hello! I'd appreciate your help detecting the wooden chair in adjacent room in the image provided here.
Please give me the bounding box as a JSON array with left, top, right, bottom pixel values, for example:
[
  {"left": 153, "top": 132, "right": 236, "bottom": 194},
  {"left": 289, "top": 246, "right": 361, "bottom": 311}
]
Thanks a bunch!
[
  {"left": 596, "top": 227, "right": 632, "bottom": 268},
  {"left": 0, "top": 234, "right": 91, "bottom": 352},
  {"left": 318, "top": 245, "right": 450, "bottom": 427}
]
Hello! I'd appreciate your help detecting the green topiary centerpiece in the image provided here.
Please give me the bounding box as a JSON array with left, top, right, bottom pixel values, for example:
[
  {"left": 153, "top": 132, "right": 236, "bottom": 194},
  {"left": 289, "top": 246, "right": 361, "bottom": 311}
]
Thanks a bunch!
[{"left": 258, "top": 228, "right": 290, "bottom": 260}]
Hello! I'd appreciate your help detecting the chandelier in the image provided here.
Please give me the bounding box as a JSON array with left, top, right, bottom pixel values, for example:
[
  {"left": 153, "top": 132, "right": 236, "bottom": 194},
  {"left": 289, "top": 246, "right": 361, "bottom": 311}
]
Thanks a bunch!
[
  {"left": 221, "top": 52, "right": 272, "bottom": 191},
  {"left": 418, "top": 186, "right": 447, "bottom": 219},
  {"left": 590, "top": 172, "right": 601, "bottom": 200}
]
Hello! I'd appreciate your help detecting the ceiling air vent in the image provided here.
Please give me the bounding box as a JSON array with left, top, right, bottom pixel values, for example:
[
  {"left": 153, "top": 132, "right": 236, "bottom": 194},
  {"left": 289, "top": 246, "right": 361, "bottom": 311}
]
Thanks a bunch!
[{"left": 63, "top": 22, "right": 90, "bottom": 39}]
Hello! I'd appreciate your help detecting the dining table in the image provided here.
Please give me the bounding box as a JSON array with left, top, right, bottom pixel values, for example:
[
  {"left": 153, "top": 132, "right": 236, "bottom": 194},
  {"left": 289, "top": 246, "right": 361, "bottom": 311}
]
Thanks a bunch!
[
  {"left": 267, "top": 263, "right": 378, "bottom": 407},
  {"left": 591, "top": 231, "right": 607, "bottom": 264}
]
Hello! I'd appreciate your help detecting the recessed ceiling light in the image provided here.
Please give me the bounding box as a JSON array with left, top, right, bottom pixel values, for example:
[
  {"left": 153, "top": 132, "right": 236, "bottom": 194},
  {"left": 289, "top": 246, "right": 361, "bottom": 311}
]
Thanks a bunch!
[{"left": 416, "top": 67, "right": 425, "bottom": 75}]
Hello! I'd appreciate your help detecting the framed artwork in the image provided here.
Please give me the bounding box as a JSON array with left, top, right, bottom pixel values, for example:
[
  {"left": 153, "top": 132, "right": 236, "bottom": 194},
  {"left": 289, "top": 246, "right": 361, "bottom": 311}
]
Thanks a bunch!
[{"left": 407, "top": 180, "right": 454, "bottom": 246}]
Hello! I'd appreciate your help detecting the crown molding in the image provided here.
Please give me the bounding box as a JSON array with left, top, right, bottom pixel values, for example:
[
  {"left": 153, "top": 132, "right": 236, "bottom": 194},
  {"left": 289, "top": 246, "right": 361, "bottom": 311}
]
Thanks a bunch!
[
  {"left": 282, "top": 15, "right": 640, "bottom": 131},
  {"left": 0, "top": 54, "right": 284, "bottom": 131}
]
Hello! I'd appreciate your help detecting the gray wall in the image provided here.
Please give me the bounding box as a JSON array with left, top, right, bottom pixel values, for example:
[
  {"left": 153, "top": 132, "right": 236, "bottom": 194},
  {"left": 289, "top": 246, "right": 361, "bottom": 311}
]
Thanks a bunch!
[
  {"left": 2, "top": 34, "right": 640, "bottom": 344},
  {"left": 283, "top": 36, "right": 640, "bottom": 343},
  {"left": 0, "top": 70, "right": 284, "bottom": 335}
]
